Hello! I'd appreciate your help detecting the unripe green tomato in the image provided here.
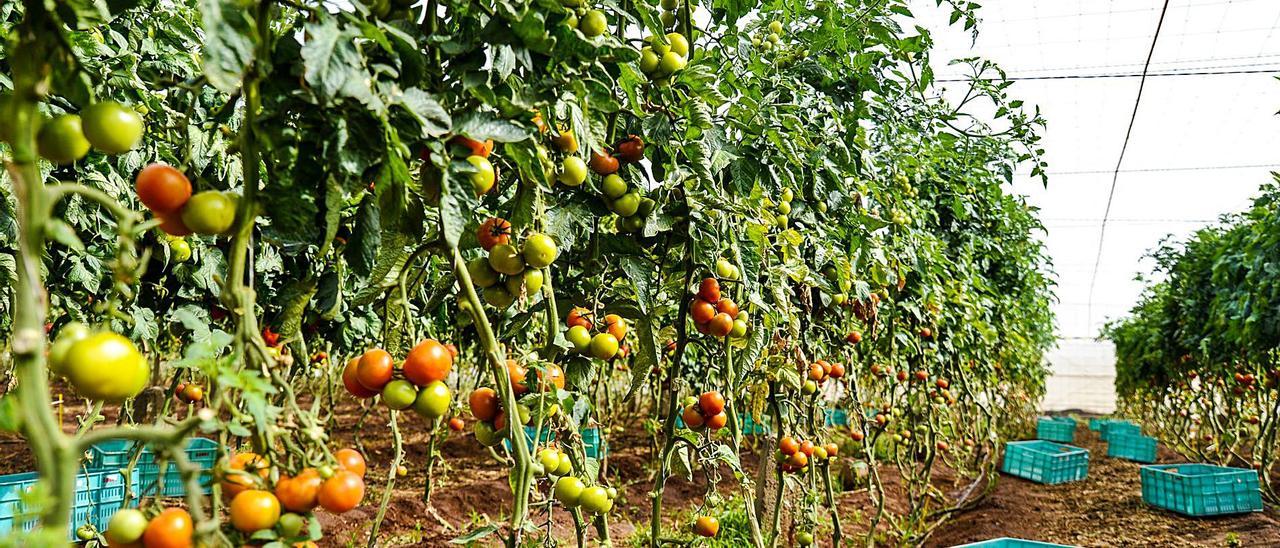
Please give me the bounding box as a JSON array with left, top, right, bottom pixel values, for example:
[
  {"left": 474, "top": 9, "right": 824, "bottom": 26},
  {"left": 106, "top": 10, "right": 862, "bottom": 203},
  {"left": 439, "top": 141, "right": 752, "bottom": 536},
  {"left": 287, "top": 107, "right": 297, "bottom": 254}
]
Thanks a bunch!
[
  {"left": 769, "top": 21, "right": 783, "bottom": 34},
  {"left": 665, "top": 32, "right": 689, "bottom": 56},
  {"left": 636, "top": 197, "right": 657, "bottom": 217},
  {"left": 715, "top": 258, "right": 735, "bottom": 279},
  {"left": 580, "top": 486, "right": 613, "bottom": 513},
  {"left": 661, "top": 0, "right": 678, "bottom": 9},
  {"left": 38, "top": 114, "right": 90, "bottom": 165},
  {"left": 488, "top": 243, "right": 525, "bottom": 275},
  {"left": 580, "top": 9, "right": 607, "bottom": 37},
  {"left": 104, "top": 509, "right": 148, "bottom": 545},
  {"left": 777, "top": 201, "right": 792, "bottom": 215},
  {"left": 681, "top": 396, "right": 697, "bottom": 408},
  {"left": 169, "top": 238, "right": 192, "bottom": 263},
  {"left": 606, "top": 487, "right": 618, "bottom": 499},
  {"left": 567, "top": 325, "right": 593, "bottom": 351},
  {"left": 612, "top": 191, "right": 641, "bottom": 217},
  {"left": 76, "top": 525, "right": 94, "bottom": 541},
  {"left": 64, "top": 332, "right": 149, "bottom": 401},
  {"left": 619, "top": 214, "right": 646, "bottom": 233},
  {"left": 180, "top": 191, "right": 238, "bottom": 235},
  {"left": 730, "top": 319, "right": 748, "bottom": 338},
  {"left": 775, "top": 214, "right": 789, "bottom": 229},
  {"left": 382, "top": 379, "right": 419, "bottom": 410},
  {"left": 558, "top": 156, "right": 588, "bottom": 186},
  {"left": 751, "top": 37, "right": 761, "bottom": 46},
  {"left": 813, "top": 446, "right": 828, "bottom": 460},
  {"left": 767, "top": 32, "right": 779, "bottom": 44},
  {"left": 660, "top": 10, "right": 677, "bottom": 28},
  {"left": 277, "top": 512, "right": 306, "bottom": 538},
  {"left": 802, "top": 380, "right": 817, "bottom": 395},
  {"left": 561, "top": 0, "right": 581, "bottom": 7},
  {"left": 817, "top": 201, "right": 828, "bottom": 213},
  {"left": 556, "top": 452, "right": 573, "bottom": 476},
  {"left": 797, "top": 531, "right": 814, "bottom": 545},
  {"left": 639, "top": 47, "right": 660, "bottom": 74},
  {"left": 761, "top": 41, "right": 773, "bottom": 52},
  {"left": 590, "top": 333, "right": 620, "bottom": 360},
  {"left": 833, "top": 293, "right": 847, "bottom": 305},
  {"left": 467, "top": 155, "right": 495, "bottom": 194},
  {"left": 474, "top": 421, "right": 502, "bottom": 446},
  {"left": 554, "top": 476, "right": 585, "bottom": 507},
  {"left": 538, "top": 449, "right": 561, "bottom": 473},
  {"left": 658, "top": 52, "right": 687, "bottom": 75},
  {"left": 564, "top": 12, "right": 579, "bottom": 28},
  {"left": 413, "top": 380, "right": 452, "bottom": 418},
  {"left": 781, "top": 187, "right": 794, "bottom": 202},
  {"left": 513, "top": 268, "right": 544, "bottom": 295},
  {"left": 601, "top": 174, "right": 628, "bottom": 199},
  {"left": 522, "top": 233, "right": 559, "bottom": 268},
  {"left": 81, "top": 101, "right": 144, "bottom": 154},
  {"left": 483, "top": 285, "right": 516, "bottom": 309},
  {"left": 48, "top": 322, "right": 92, "bottom": 376},
  {"left": 468, "top": 258, "right": 500, "bottom": 288}
]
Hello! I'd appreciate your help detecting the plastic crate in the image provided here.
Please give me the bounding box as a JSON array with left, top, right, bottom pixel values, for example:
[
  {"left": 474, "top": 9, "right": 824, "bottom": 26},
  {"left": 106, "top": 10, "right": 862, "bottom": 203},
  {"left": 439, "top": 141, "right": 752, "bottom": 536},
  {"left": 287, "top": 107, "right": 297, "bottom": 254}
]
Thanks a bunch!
[
  {"left": 1087, "top": 418, "right": 1113, "bottom": 431},
  {"left": 740, "top": 413, "right": 770, "bottom": 435},
  {"left": 582, "top": 427, "right": 608, "bottom": 458},
  {"left": 1100, "top": 421, "right": 1141, "bottom": 442},
  {"left": 1000, "top": 440, "right": 1089, "bottom": 484},
  {"left": 824, "top": 409, "right": 849, "bottom": 426},
  {"left": 1036, "top": 417, "right": 1076, "bottom": 443},
  {"left": 1140, "top": 464, "right": 1262, "bottom": 516},
  {"left": 1106, "top": 432, "right": 1157, "bottom": 463},
  {"left": 950, "top": 538, "right": 1077, "bottom": 547},
  {"left": 502, "top": 426, "right": 556, "bottom": 453},
  {"left": 0, "top": 468, "right": 130, "bottom": 541},
  {"left": 133, "top": 438, "right": 219, "bottom": 497}
]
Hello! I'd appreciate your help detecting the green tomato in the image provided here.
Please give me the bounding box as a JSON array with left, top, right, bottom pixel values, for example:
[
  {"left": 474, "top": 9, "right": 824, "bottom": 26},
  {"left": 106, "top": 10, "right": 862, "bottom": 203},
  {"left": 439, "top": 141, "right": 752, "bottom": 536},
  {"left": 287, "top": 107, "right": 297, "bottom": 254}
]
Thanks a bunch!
[
  {"left": 508, "top": 268, "right": 544, "bottom": 296},
  {"left": 781, "top": 187, "right": 794, "bottom": 202},
  {"left": 589, "top": 333, "right": 620, "bottom": 360},
  {"left": 81, "top": 101, "right": 144, "bottom": 154},
  {"left": 797, "top": 532, "right": 813, "bottom": 545},
  {"left": 561, "top": 0, "right": 581, "bottom": 7},
  {"left": 660, "top": 10, "right": 677, "bottom": 28},
  {"left": 769, "top": 20, "right": 783, "bottom": 34},
  {"left": 413, "top": 380, "right": 452, "bottom": 418},
  {"left": 618, "top": 214, "right": 646, "bottom": 233},
  {"left": 661, "top": 0, "right": 678, "bottom": 9},
  {"left": 522, "top": 233, "right": 559, "bottom": 268},
  {"left": 601, "top": 174, "right": 628, "bottom": 199},
  {"left": 665, "top": 32, "right": 689, "bottom": 56},
  {"left": 468, "top": 258, "right": 500, "bottom": 288},
  {"left": 612, "top": 192, "right": 641, "bottom": 217},
  {"left": 817, "top": 201, "right": 829, "bottom": 213},
  {"left": 76, "top": 525, "right": 94, "bottom": 541},
  {"left": 767, "top": 32, "right": 779, "bottom": 44},
  {"left": 180, "top": 191, "right": 238, "bottom": 235},
  {"left": 467, "top": 155, "right": 496, "bottom": 194},
  {"left": 580, "top": 9, "right": 607, "bottom": 37},
  {"left": 538, "top": 449, "right": 561, "bottom": 473},
  {"left": 488, "top": 243, "right": 525, "bottom": 275},
  {"left": 48, "top": 322, "right": 92, "bottom": 376},
  {"left": 483, "top": 285, "right": 516, "bottom": 309},
  {"left": 104, "top": 508, "right": 148, "bottom": 544},
  {"left": 65, "top": 332, "right": 149, "bottom": 402},
  {"left": 715, "top": 258, "right": 735, "bottom": 279},
  {"left": 276, "top": 513, "right": 305, "bottom": 539},
  {"left": 580, "top": 486, "right": 613, "bottom": 514},
  {"left": 636, "top": 197, "right": 657, "bottom": 217},
  {"left": 382, "top": 380, "right": 419, "bottom": 410},
  {"left": 556, "top": 452, "right": 573, "bottom": 476},
  {"left": 606, "top": 487, "right": 618, "bottom": 499},
  {"left": 564, "top": 13, "right": 578, "bottom": 28},
  {"left": 730, "top": 319, "right": 748, "bottom": 338},
  {"left": 474, "top": 421, "right": 502, "bottom": 446},
  {"left": 558, "top": 156, "right": 588, "bottom": 186},
  {"left": 774, "top": 214, "right": 789, "bottom": 229},
  {"left": 658, "top": 52, "right": 687, "bottom": 75},
  {"left": 777, "top": 201, "right": 792, "bottom": 215},
  {"left": 567, "top": 325, "right": 593, "bottom": 351},
  {"left": 38, "top": 114, "right": 91, "bottom": 165},
  {"left": 802, "top": 380, "right": 817, "bottom": 395},
  {"left": 640, "top": 47, "right": 660, "bottom": 74},
  {"left": 554, "top": 476, "right": 585, "bottom": 507},
  {"left": 169, "top": 238, "right": 192, "bottom": 263}
]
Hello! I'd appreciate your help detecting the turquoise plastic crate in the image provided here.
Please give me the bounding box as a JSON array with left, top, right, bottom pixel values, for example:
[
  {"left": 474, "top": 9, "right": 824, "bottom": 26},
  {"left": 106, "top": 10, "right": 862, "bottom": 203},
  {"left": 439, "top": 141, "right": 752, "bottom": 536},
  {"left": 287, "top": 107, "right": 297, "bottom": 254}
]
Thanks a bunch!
[
  {"left": 0, "top": 468, "right": 130, "bottom": 541},
  {"left": 1088, "top": 417, "right": 1114, "bottom": 431},
  {"left": 1036, "top": 417, "right": 1075, "bottom": 443},
  {"left": 1000, "top": 440, "right": 1089, "bottom": 484},
  {"left": 824, "top": 409, "right": 849, "bottom": 426},
  {"left": 1100, "top": 421, "right": 1141, "bottom": 442},
  {"left": 951, "top": 538, "right": 1076, "bottom": 547},
  {"left": 88, "top": 438, "right": 218, "bottom": 498},
  {"left": 582, "top": 427, "right": 608, "bottom": 458},
  {"left": 502, "top": 425, "right": 556, "bottom": 453},
  {"left": 1106, "top": 432, "right": 1157, "bottom": 463},
  {"left": 1140, "top": 464, "right": 1262, "bottom": 517}
]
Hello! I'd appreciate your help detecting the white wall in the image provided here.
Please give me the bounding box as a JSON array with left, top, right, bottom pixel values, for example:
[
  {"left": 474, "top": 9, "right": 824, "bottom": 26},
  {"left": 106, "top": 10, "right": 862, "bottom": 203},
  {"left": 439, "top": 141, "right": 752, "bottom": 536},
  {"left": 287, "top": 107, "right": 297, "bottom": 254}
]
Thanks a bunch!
[{"left": 1041, "top": 338, "right": 1116, "bottom": 414}]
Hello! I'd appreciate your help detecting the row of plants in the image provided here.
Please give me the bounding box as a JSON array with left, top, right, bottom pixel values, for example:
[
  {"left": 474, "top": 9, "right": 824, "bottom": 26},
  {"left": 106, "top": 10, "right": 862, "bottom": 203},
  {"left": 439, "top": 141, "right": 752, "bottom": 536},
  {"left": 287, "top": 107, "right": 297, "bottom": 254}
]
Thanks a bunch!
[
  {"left": 1105, "top": 180, "right": 1280, "bottom": 505},
  {"left": 0, "top": 0, "right": 1056, "bottom": 546}
]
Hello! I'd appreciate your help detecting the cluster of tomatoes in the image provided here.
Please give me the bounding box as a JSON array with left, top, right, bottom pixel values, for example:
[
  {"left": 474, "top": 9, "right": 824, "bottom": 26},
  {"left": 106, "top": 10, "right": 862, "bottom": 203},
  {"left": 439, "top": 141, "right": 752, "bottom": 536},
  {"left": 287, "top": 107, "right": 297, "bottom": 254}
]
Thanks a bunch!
[
  {"left": 638, "top": 32, "right": 690, "bottom": 83},
  {"left": 341, "top": 339, "right": 457, "bottom": 419},
  {"left": 4, "top": 99, "right": 144, "bottom": 165},
  {"left": 47, "top": 321, "right": 148, "bottom": 402},
  {"left": 467, "top": 360, "right": 567, "bottom": 446},
  {"left": 560, "top": 2, "right": 608, "bottom": 39},
  {"left": 134, "top": 162, "right": 239, "bottom": 238},
  {"left": 799, "top": 358, "right": 845, "bottom": 395},
  {"left": 689, "top": 277, "right": 748, "bottom": 338},
  {"left": 450, "top": 135, "right": 498, "bottom": 195},
  {"left": 173, "top": 381, "right": 203, "bottom": 403},
  {"left": 679, "top": 390, "right": 728, "bottom": 432},
  {"left": 762, "top": 186, "right": 796, "bottom": 230},
  {"left": 551, "top": 466, "right": 617, "bottom": 515},
  {"left": 466, "top": 218, "right": 558, "bottom": 310},
  {"left": 776, "top": 436, "right": 838, "bottom": 473},
  {"left": 564, "top": 307, "right": 628, "bottom": 360}
]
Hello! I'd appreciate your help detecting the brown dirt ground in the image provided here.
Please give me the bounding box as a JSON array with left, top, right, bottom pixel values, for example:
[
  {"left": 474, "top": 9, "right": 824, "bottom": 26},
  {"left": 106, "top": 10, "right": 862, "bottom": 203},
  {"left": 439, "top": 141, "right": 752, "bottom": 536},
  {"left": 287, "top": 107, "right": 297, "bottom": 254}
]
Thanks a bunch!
[{"left": 3, "top": 394, "right": 1280, "bottom": 547}]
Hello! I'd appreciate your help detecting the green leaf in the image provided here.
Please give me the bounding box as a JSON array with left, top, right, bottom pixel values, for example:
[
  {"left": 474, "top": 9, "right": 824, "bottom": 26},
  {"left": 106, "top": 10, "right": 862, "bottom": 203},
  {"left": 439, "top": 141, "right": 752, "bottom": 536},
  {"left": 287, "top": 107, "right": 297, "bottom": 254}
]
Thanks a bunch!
[
  {"left": 302, "top": 19, "right": 371, "bottom": 103},
  {"left": 200, "top": 0, "right": 257, "bottom": 93},
  {"left": 450, "top": 524, "right": 500, "bottom": 544}
]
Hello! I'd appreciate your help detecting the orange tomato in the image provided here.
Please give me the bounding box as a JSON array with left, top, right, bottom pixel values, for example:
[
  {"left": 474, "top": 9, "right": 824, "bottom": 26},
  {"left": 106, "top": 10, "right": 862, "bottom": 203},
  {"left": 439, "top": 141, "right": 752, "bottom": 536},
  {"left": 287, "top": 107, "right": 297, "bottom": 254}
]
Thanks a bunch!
[
  {"left": 318, "top": 470, "right": 365, "bottom": 513},
  {"left": 690, "top": 298, "right": 716, "bottom": 325},
  {"left": 476, "top": 217, "right": 512, "bottom": 251},
  {"left": 142, "top": 508, "right": 193, "bottom": 548},
  {"left": 681, "top": 405, "right": 705, "bottom": 429},
  {"left": 221, "top": 452, "right": 270, "bottom": 499},
  {"left": 229, "top": 490, "right": 281, "bottom": 533},
  {"left": 715, "top": 298, "right": 739, "bottom": 317},
  {"left": 402, "top": 339, "right": 453, "bottom": 386},
  {"left": 697, "top": 278, "right": 720, "bottom": 303},
  {"left": 135, "top": 163, "right": 192, "bottom": 214},
  {"left": 779, "top": 436, "right": 799, "bottom": 455},
  {"left": 565, "top": 307, "right": 593, "bottom": 330},
  {"left": 507, "top": 360, "right": 528, "bottom": 396},
  {"left": 604, "top": 314, "right": 627, "bottom": 341},
  {"left": 705, "top": 412, "right": 727, "bottom": 430},
  {"left": 469, "top": 387, "right": 500, "bottom": 422},
  {"left": 450, "top": 135, "right": 494, "bottom": 158},
  {"left": 334, "top": 448, "right": 366, "bottom": 478},
  {"left": 275, "top": 468, "right": 323, "bottom": 512},
  {"left": 707, "top": 313, "right": 734, "bottom": 337},
  {"left": 342, "top": 358, "right": 378, "bottom": 398},
  {"left": 356, "top": 349, "right": 394, "bottom": 391},
  {"left": 698, "top": 391, "right": 725, "bottom": 416}
]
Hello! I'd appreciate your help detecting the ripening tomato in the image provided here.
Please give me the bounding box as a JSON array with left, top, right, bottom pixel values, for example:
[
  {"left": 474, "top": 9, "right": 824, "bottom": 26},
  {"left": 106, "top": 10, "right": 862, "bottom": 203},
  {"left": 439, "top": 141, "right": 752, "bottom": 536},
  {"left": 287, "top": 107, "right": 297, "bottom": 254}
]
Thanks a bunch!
[
  {"left": 81, "top": 101, "right": 144, "bottom": 154},
  {"left": 715, "top": 298, "right": 739, "bottom": 318},
  {"left": 180, "top": 190, "right": 237, "bottom": 235},
  {"left": 318, "top": 470, "right": 365, "bottom": 513},
  {"left": 142, "top": 508, "right": 193, "bottom": 548},
  {"left": 589, "top": 333, "right": 619, "bottom": 360},
  {"left": 136, "top": 164, "right": 192, "bottom": 214},
  {"left": 469, "top": 387, "right": 500, "bottom": 422},
  {"left": 449, "top": 417, "right": 465, "bottom": 431},
  {"left": 694, "top": 515, "right": 719, "bottom": 537},
  {"left": 613, "top": 135, "right": 644, "bottom": 163},
  {"left": 558, "top": 156, "right": 588, "bottom": 186},
  {"left": 707, "top": 313, "right": 734, "bottom": 337},
  {"left": 705, "top": 412, "right": 727, "bottom": 430},
  {"left": 449, "top": 135, "right": 494, "bottom": 158},
  {"left": 697, "top": 278, "right": 720, "bottom": 303},
  {"left": 64, "top": 331, "right": 149, "bottom": 402},
  {"left": 276, "top": 468, "right": 323, "bottom": 512},
  {"left": 335, "top": 448, "right": 367, "bottom": 478},
  {"left": 507, "top": 360, "right": 529, "bottom": 396},
  {"left": 788, "top": 451, "right": 809, "bottom": 468},
  {"left": 604, "top": 314, "right": 628, "bottom": 341},
  {"left": 222, "top": 452, "right": 270, "bottom": 499},
  {"left": 690, "top": 298, "right": 716, "bottom": 325},
  {"left": 356, "top": 349, "right": 394, "bottom": 391},
  {"left": 342, "top": 358, "right": 378, "bottom": 398},
  {"left": 477, "top": 217, "right": 512, "bottom": 251},
  {"left": 532, "top": 363, "right": 567, "bottom": 391},
  {"left": 181, "top": 384, "right": 203, "bottom": 402},
  {"left": 230, "top": 490, "right": 281, "bottom": 533},
  {"left": 828, "top": 362, "right": 845, "bottom": 379},
  {"left": 589, "top": 150, "right": 619, "bottom": 175},
  {"left": 566, "top": 307, "right": 594, "bottom": 330},
  {"left": 824, "top": 443, "right": 839, "bottom": 457},
  {"left": 682, "top": 405, "right": 705, "bottom": 429},
  {"left": 403, "top": 339, "right": 453, "bottom": 386},
  {"left": 698, "top": 391, "right": 725, "bottom": 416},
  {"left": 157, "top": 213, "right": 193, "bottom": 237},
  {"left": 779, "top": 436, "right": 799, "bottom": 455},
  {"left": 808, "top": 363, "right": 825, "bottom": 381},
  {"left": 551, "top": 129, "right": 578, "bottom": 153}
]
